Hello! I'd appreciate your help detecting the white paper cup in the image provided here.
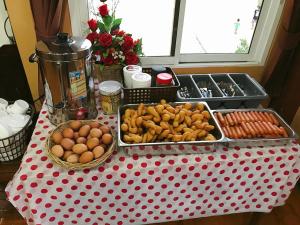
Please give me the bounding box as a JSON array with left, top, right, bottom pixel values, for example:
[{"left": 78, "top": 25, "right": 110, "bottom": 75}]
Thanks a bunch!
[
  {"left": 131, "top": 72, "right": 152, "bottom": 88},
  {"left": 0, "top": 121, "right": 13, "bottom": 139},
  {"left": 123, "top": 65, "right": 142, "bottom": 88},
  {"left": 0, "top": 98, "right": 8, "bottom": 110},
  {"left": 9, "top": 100, "right": 29, "bottom": 115}
]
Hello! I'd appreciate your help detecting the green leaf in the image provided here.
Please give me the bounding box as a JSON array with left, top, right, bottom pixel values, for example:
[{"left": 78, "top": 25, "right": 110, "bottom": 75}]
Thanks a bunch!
[
  {"left": 111, "top": 18, "right": 122, "bottom": 31},
  {"left": 103, "top": 51, "right": 108, "bottom": 58},
  {"left": 98, "top": 21, "right": 107, "bottom": 33},
  {"left": 103, "top": 15, "right": 113, "bottom": 28},
  {"left": 99, "top": 64, "right": 104, "bottom": 71}
]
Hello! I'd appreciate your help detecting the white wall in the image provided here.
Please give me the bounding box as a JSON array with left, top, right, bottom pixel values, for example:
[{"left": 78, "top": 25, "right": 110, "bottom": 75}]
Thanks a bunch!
[{"left": 0, "top": 0, "right": 12, "bottom": 46}]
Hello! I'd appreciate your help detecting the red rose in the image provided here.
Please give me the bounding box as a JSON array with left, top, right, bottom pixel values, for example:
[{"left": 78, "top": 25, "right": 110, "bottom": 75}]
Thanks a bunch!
[
  {"left": 99, "top": 33, "right": 112, "bottom": 47},
  {"left": 134, "top": 39, "right": 140, "bottom": 46},
  {"left": 99, "top": 4, "right": 109, "bottom": 17},
  {"left": 117, "top": 30, "right": 125, "bottom": 37},
  {"left": 111, "top": 29, "right": 119, "bottom": 36},
  {"left": 122, "top": 35, "right": 134, "bottom": 50},
  {"left": 86, "top": 32, "right": 98, "bottom": 43},
  {"left": 87, "top": 19, "right": 98, "bottom": 31},
  {"left": 125, "top": 52, "right": 139, "bottom": 65},
  {"left": 103, "top": 55, "right": 114, "bottom": 65}
]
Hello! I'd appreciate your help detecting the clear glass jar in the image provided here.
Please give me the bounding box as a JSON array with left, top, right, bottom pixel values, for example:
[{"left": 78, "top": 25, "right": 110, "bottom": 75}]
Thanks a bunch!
[{"left": 98, "top": 81, "right": 122, "bottom": 114}]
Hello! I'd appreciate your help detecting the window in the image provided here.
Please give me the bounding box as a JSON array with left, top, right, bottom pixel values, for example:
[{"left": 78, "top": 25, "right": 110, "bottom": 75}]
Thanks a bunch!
[{"left": 69, "top": 0, "right": 284, "bottom": 66}]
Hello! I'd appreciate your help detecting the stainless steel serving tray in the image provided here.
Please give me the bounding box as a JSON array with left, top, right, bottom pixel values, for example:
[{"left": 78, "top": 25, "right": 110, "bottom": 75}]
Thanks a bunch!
[
  {"left": 118, "top": 102, "right": 225, "bottom": 155},
  {"left": 211, "top": 108, "right": 298, "bottom": 147}
]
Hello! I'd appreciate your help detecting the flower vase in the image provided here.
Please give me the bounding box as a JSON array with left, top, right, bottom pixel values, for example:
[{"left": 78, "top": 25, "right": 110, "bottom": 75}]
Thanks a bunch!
[{"left": 93, "top": 63, "right": 124, "bottom": 85}]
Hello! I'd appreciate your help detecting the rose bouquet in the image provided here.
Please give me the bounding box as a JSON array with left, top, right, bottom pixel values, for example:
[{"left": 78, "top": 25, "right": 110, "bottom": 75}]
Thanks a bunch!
[{"left": 86, "top": 0, "right": 143, "bottom": 69}]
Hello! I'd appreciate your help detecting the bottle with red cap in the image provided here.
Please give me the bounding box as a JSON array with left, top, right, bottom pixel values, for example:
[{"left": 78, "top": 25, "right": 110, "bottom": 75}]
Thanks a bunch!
[{"left": 156, "top": 73, "right": 174, "bottom": 87}]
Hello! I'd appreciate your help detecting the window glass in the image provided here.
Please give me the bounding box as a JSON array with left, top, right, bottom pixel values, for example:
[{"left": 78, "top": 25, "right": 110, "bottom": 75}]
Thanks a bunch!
[
  {"left": 90, "top": 0, "right": 176, "bottom": 56},
  {"left": 180, "top": 0, "right": 263, "bottom": 54}
]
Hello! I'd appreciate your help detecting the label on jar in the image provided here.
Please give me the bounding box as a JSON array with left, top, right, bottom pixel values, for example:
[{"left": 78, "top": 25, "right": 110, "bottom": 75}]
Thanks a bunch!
[
  {"left": 100, "top": 94, "right": 121, "bottom": 114},
  {"left": 69, "top": 70, "right": 87, "bottom": 100}
]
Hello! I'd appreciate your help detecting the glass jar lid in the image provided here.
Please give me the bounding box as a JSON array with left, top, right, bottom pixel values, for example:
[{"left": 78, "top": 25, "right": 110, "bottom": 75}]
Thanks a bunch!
[
  {"left": 98, "top": 81, "right": 122, "bottom": 96},
  {"left": 35, "top": 33, "right": 91, "bottom": 61}
]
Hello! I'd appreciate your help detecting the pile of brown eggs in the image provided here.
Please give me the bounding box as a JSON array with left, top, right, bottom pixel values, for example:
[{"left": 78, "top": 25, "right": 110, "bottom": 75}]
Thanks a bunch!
[{"left": 50, "top": 120, "right": 113, "bottom": 164}]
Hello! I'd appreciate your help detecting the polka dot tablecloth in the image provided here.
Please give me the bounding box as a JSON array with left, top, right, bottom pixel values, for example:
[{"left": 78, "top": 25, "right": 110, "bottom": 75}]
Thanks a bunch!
[{"left": 5, "top": 103, "right": 300, "bottom": 225}]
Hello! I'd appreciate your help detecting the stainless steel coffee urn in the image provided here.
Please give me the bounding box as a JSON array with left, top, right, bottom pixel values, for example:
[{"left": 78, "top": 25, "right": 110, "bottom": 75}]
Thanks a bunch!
[{"left": 30, "top": 33, "right": 97, "bottom": 125}]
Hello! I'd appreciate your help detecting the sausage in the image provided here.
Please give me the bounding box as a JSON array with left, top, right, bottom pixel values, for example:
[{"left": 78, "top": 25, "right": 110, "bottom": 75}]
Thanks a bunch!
[
  {"left": 217, "top": 112, "right": 226, "bottom": 126},
  {"left": 264, "top": 112, "right": 274, "bottom": 124},
  {"left": 226, "top": 113, "right": 235, "bottom": 126},
  {"left": 262, "top": 122, "right": 274, "bottom": 135},
  {"left": 233, "top": 112, "right": 242, "bottom": 124},
  {"left": 238, "top": 112, "right": 246, "bottom": 123},
  {"left": 254, "top": 122, "right": 265, "bottom": 136},
  {"left": 236, "top": 126, "right": 245, "bottom": 138},
  {"left": 225, "top": 126, "right": 233, "bottom": 138},
  {"left": 222, "top": 126, "right": 229, "bottom": 137},
  {"left": 245, "top": 122, "right": 256, "bottom": 137},
  {"left": 279, "top": 127, "right": 289, "bottom": 137},
  {"left": 214, "top": 113, "right": 221, "bottom": 126},
  {"left": 253, "top": 111, "right": 263, "bottom": 122},
  {"left": 267, "top": 122, "right": 280, "bottom": 136},
  {"left": 268, "top": 113, "right": 280, "bottom": 126},
  {"left": 229, "top": 126, "right": 238, "bottom": 139},
  {"left": 250, "top": 122, "right": 261, "bottom": 137},
  {"left": 243, "top": 112, "right": 251, "bottom": 122},
  {"left": 230, "top": 113, "right": 238, "bottom": 125},
  {"left": 250, "top": 111, "right": 259, "bottom": 121},
  {"left": 259, "top": 112, "right": 269, "bottom": 123},
  {"left": 241, "top": 122, "right": 251, "bottom": 136},
  {"left": 233, "top": 126, "right": 242, "bottom": 139},
  {"left": 248, "top": 122, "right": 259, "bottom": 137},
  {"left": 246, "top": 112, "right": 255, "bottom": 122},
  {"left": 238, "top": 126, "right": 247, "bottom": 138}
]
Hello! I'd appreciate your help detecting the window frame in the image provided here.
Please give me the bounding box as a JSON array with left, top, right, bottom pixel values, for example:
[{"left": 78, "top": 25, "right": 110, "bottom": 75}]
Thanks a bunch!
[{"left": 69, "top": 0, "right": 284, "bottom": 67}]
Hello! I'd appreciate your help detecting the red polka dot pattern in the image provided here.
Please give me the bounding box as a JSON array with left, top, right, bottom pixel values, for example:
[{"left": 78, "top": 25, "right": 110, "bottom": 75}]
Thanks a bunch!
[{"left": 4, "top": 103, "right": 300, "bottom": 225}]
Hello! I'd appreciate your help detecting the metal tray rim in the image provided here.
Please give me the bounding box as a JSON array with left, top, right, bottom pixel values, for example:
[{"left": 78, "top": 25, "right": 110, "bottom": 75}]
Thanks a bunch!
[
  {"left": 211, "top": 108, "right": 298, "bottom": 142},
  {"left": 118, "top": 101, "right": 226, "bottom": 147}
]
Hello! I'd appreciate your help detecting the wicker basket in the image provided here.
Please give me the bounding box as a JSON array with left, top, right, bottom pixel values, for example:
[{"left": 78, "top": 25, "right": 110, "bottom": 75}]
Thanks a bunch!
[
  {"left": 123, "top": 67, "right": 180, "bottom": 104},
  {"left": 0, "top": 104, "right": 34, "bottom": 162},
  {"left": 46, "top": 120, "right": 116, "bottom": 170}
]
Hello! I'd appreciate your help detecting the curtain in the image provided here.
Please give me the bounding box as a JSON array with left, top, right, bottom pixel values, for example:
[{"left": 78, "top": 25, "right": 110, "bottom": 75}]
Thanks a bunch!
[
  {"left": 30, "top": 0, "right": 65, "bottom": 103},
  {"left": 263, "top": 0, "right": 300, "bottom": 123}
]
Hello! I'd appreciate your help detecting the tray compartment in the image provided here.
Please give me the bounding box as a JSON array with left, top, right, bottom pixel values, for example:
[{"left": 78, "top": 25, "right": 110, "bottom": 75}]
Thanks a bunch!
[
  {"left": 229, "top": 73, "right": 268, "bottom": 108},
  {"left": 191, "top": 74, "right": 224, "bottom": 109},
  {"left": 211, "top": 74, "right": 245, "bottom": 108},
  {"left": 211, "top": 108, "right": 298, "bottom": 147},
  {"left": 118, "top": 102, "right": 225, "bottom": 155},
  {"left": 176, "top": 75, "right": 201, "bottom": 99}
]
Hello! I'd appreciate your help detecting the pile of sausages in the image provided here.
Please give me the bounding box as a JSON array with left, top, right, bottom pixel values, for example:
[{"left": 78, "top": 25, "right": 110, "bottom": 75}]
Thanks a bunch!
[{"left": 214, "top": 111, "right": 289, "bottom": 139}]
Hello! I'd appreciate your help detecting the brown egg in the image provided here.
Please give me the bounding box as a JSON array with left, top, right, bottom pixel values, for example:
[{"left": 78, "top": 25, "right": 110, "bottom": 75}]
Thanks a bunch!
[
  {"left": 90, "top": 128, "right": 102, "bottom": 138},
  {"left": 93, "top": 146, "right": 105, "bottom": 159},
  {"left": 79, "top": 125, "right": 91, "bottom": 137},
  {"left": 69, "top": 120, "right": 82, "bottom": 131},
  {"left": 76, "top": 137, "right": 87, "bottom": 144},
  {"left": 73, "top": 132, "right": 79, "bottom": 139},
  {"left": 62, "top": 128, "right": 74, "bottom": 139},
  {"left": 102, "top": 133, "right": 113, "bottom": 145},
  {"left": 61, "top": 138, "right": 75, "bottom": 150},
  {"left": 99, "top": 125, "right": 110, "bottom": 134},
  {"left": 51, "top": 145, "right": 64, "bottom": 158},
  {"left": 79, "top": 151, "right": 94, "bottom": 163},
  {"left": 52, "top": 131, "right": 63, "bottom": 144},
  {"left": 87, "top": 137, "right": 100, "bottom": 150},
  {"left": 89, "top": 121, "right": 100, "bottom": 128},
  {"left": 72, "top": 143, "right": 88, "bottom": 154},
  {"left": 63, "top": 151, "right": 73, "bottom": 160},
  {"left": 66, "top": 154, "right": 79, "bottom": 163}
]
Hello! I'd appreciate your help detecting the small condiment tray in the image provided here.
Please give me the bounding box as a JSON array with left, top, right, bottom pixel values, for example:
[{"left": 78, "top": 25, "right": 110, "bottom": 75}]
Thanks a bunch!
[{"left": 176, "top": 73, "right": 268, "bottom": 109}]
